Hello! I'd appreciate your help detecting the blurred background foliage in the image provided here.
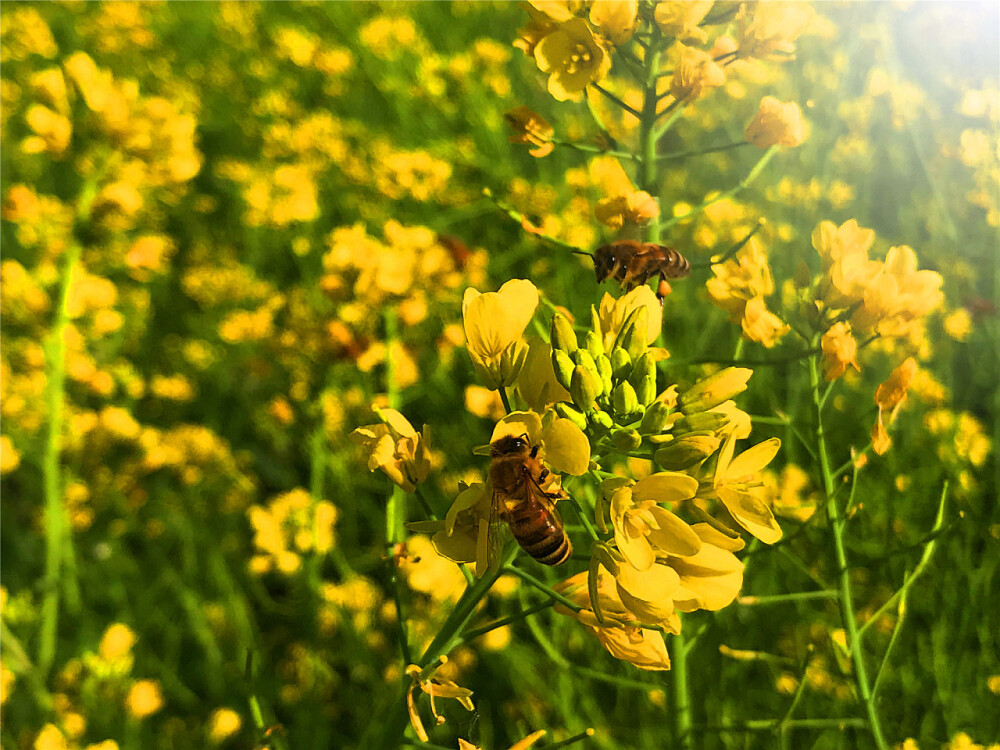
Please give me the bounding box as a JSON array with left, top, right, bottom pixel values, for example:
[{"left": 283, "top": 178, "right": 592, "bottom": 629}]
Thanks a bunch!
[{"left": 0, "top": 2, "right": 997, "bottom": 749}]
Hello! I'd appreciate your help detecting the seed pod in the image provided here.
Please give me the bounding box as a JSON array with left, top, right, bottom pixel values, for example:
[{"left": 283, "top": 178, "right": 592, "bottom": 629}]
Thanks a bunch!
[{"left": 672, "top": 412, "right": 730, "bottom": 435}]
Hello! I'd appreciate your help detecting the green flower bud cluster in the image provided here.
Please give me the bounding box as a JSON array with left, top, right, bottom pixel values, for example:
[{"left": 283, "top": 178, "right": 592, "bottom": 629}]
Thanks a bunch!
[{"left": 550, "top": 307, "right": 659, "bottom": 438}]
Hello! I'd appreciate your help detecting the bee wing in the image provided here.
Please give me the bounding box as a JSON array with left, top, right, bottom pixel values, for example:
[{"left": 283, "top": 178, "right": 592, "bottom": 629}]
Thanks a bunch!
[{"left": 485, "top": 486, "right": 511, "bottom": 575}]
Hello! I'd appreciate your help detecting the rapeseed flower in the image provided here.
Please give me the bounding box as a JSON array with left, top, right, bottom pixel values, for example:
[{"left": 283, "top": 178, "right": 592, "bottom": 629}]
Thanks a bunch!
[
  {"left": 504, "top": 105, "right": 555, "bottom": 158},
  {"left": 125, "top": 679, "right": 163, "bottom": 719},
  {"left": 608, "top": 474, "right": 701, "bottom": 571},
  {"left": 463, "top": 279, "right": 538, "bottom": 390},
  {"left": 554, "top": 570, "right": 672, "bottom": 670},
  {"left": 588, "top": 0, "right": 639, "bottom": 45},
  {"left": 711, "top": 433, "right": 783, "bottom": 543},
  {"left": 594, "top": 189, "right": 659, "bottom": 230},
  {"left": 350, "top": 409, "right": 430, "bottom": 493},
  {"left": 670, "top": 46, "right": 725, "bottom": 104},
  {"left": 653, "top": 1, "right": 714, "bottom": 44},
  {"left": 821, "top": 322, "right": 860, "bottom": 380},
  {"left": 736, "top": 1, "right": 810, "bottom": 61},
  {"left": 534, "top": 18, "right": 612, "bottom": 102},
  {"left": 745, "top": 96, "right": 806, "bottom": 148},
  {"left": 405, "top": 659, "right": 474, "bottom": 742}
]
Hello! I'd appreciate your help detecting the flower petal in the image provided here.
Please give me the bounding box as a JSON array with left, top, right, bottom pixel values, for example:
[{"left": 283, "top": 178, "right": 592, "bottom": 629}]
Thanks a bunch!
[
  {"left": 646, "top": 506, "right": 702, "bottom": 556},
  {"left": 541, "top": 417, "right": 590, "bottom": 475},
  {"left": 631, "top": 472, "right": 699, "bottom": 504},
  {"left": 726, "top": 437, "right": 781, "bottom": 479},
  {"left": 717, "top": 487, "right": 782, "bottom": 544}
]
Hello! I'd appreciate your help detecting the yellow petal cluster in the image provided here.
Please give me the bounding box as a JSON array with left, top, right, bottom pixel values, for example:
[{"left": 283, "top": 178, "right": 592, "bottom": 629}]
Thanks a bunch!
[
  {"left": 534, "top": 18, "right": 612, "bottom": 102},
  {"left": 594, "top": 189, "right": 659, "bottom": 230},
  {"left": 405, "top": 660, "right": 474, "bottom": 742},
  {"left": 670, "top": 46, "right": 725, "bottom": 104},
  {"left": 350, "top": 409, "right": 431, "bottom": 494},
  {"left": 706, "top": 238, "right": 789, "bottom": 348},
  {"left": 745, "top": 96, "right": 806, "bottom": 148},
  {"left": 653, "top": 1, "right": 714, "bottom": 44},
  {"left": 463, "top": 279, "right": 539, "bottom": 389},
  {"left": 504, "top": 105, "right": 555, "bottom": 158}
]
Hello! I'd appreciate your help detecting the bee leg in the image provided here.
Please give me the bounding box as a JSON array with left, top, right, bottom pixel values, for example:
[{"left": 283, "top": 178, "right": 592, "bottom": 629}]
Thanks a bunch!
[
  {"left": 656, "top": 273, "right": 669, "bottom": 307},
  {"left": 529, "top": 444, "right": 539, "bottom": 459},
  {"left": 538, "top": 468, "right": 549, "bottom": 481}
]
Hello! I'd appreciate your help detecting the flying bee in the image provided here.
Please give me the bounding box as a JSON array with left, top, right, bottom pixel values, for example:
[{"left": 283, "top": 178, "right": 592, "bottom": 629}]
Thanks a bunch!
[
  {"left": 488, "top": 434, "right": 572, "bottom": 567},
  {"left": 584, "top": 240, "right": 691, "bottom": 303}
]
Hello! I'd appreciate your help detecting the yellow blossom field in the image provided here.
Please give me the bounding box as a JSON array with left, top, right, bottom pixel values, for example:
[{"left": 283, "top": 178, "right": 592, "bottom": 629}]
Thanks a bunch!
[{"left": 1, "top": 3, "right": 998, "bottom": 750}]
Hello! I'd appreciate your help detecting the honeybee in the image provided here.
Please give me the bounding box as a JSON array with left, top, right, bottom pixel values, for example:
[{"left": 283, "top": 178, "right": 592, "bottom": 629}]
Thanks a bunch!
[
  {"left": 489, "top": 434, "right": 572, "bottom": 567},
  {"left": 592, "top": 240, "right": 690, "bottom": 302}
]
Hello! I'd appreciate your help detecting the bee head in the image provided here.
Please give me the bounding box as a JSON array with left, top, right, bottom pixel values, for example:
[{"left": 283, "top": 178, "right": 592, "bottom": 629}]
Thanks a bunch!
[{"left": 490, "top": 433, "right": 531, "bottom": 457}]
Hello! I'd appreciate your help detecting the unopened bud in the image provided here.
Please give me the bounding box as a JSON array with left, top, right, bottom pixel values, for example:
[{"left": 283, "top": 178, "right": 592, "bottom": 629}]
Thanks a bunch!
[
  {"left": 655, "top": 433, "right": 721, "bottom": 470},
  {"left": 639, "top": 400, "right": 672, "bottom": 434},
  {"left": 629, "top": 352, "right": 657, "bottom": 406},
  {"left": 571, "top": 365, "right": 602, "bottom": 411},
  {"left": 617, "top": 306, "right": 650, "bottom": 363},
  {"left": 584, "top": 330, "right": 604, "bottom": 360},
  {"left": 678, "top": 367, "right": 753, "bottom": 414},
  {"left": 595, "top": 353, "right": 613, "bottom": 395},
  {"left": 554, "top": 401, "right": 588, "bottom": 431},
  {"left": 550, "top": 313, "right": 578, "bottom": 354},
  {"left": 552, "top": 349, "right": 575, "bottom": 389},
  {"left": 611, "top": 427, "right": 642, "bottom": 452},
  {"left": 610, "top": 347, "right": 632, "bottom": 382},
  {"left": 673, "top": 412, "right": 730, "bottom": 435},
  {"left": 612, "top": 381, "right": 639, "bottom": 418},
  {"left": 589, "top": 409, "right": 614, "bottom": 430}
]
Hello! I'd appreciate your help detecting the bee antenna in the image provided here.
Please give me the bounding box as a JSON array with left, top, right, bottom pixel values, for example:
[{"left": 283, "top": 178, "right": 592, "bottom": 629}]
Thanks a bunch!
[{"left": 570, "top": 249, "right": 594, "bottom": 259}]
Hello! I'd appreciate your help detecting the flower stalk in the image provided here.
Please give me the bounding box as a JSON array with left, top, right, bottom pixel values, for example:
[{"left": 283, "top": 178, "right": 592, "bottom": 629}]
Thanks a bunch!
[{"left": 808, "top": 349, "right": 887, "bottom": 750}]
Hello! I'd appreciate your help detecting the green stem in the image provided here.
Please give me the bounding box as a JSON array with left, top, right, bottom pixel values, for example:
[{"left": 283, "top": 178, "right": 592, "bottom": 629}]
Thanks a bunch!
[
  {"left": 808, "top": 352, "right": 887, "bottom": 750},
  {"left": 737, "top": 590, "right": 839, "bottom": 606},
  {"left": 498, "top": 386, "right": 513, "bottom": 415},
  {"left": 503, "top": 564, "right": 581, "bottom": 613},
  {"left": 366, "top": 545, "right": 518, "bottom": 750},
  {"left": 661, "top": 146, "right": 778, "bottom": 230},
  {"left": 591, "top": 83, "right": 641, "bottom": 118},
  {"left": 551, "top": 138, "right": 639, "bottom": 161},
  {"left": 38, "top": 241, "right": 82, "bottom": 677},
  {"left": 670, "top": 625, "right": 693, "bottom": 750},
  {"left": 459, "top": 599, "right": 554, "bottom": 643}
]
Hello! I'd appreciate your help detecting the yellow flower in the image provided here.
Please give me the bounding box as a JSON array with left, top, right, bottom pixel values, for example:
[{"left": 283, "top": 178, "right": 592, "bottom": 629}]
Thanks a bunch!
[
  {"left": 410, "top": 481, "right": 492, "bottom": 575},
  {"left": 875, "top": 357, "right": 917, "bottom": 414},
  {"left": 399, "top": 535, "right": 468, "bottom": 603},
  {"left": 458, "top": 730, "right": 548, "bottom": 750},
  {"left": 405, "top": 659, "right": 474, "bottom": 742},
  {"left": 653, "top": 1, "right": 714, "bottom": 44},
  {"left": 745, "top": 96, "right": 806, "bottom": 148},
  {"left": 736, "top": 1, "right": 810, "bottom": 61},
  {"left": 513, "top": 336, "right": 571, "bottom": 413},
  {"left": 668, "top": 525, "right": 745, "bottom": 611},
  {"left": 740, "top": 295, "right": 789, "bottom": 348},
  {"left": 34, "top": 724, "right": 68, "bottom": 750},
  {"left": 588, "top": 0, "right": 639, "bottom": 46},
  {"left": 126, "top": 679, "right": 164, "bottom": 719},
  {"left": 821, "top": 322, "right": 860, "bottom": 380},
  {"left": 528, "top": 0, "right": 585, "bottom": 23},
  {"left": 943, "top": 308, "right": 972, "bottom": 341},
  {"left": 678, "top": 367, "right": 753, "bottom": 415},
  {"left": 851, "top": 246, "right": 944, "bottom": 338},
  {"left": 597, "top": 286, "right": 661, "bottom": 351},
  {"left": 705, "top": 237, "right": 775, "bottom": 320},
  {"left": 99, "top": 623, "right": 137, "bottom": 662},
  {"left": 670, "top": 46, "right": 725, "bottom": 103},
  {"left": 504, "top": 105, "right": 554, "bottom": 158},
  {"left": 463, "top": 279, "right": 538, "bottom": 390},
  {"left": 23, "top": 104, "right": 71, "bottom": 157},
  {"left": 350, "top": 409, "right": 430, "bottom": 493},
  {"left": 609, "top": 474, "right": 701, "bottom": 571},
  {"left": 208, "top": 708, "right": 242, "bottom": 743},
  {"left": 554, "top": 570, "right": 671, "bottom": 670},
  {"left": 534, "top": 18, "right": 612, "bottom": 102},
  {"left": 594, "top": 189, "right": 659, "bottom": 230},
  {"left": 0, "top": 435, "right": 20, "bottom": 475},
  {"left": 812, "top": 219, "right": 882, "bottom": 308},
  {"left": 711, "top": 434, "right": 782, "bottom": 543}
]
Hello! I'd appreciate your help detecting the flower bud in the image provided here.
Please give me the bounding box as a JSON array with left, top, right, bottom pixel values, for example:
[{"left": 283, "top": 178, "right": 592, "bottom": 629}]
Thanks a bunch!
[
  {"left": 571, "top": 365, "right": 602, "bottom": 411},
  {"left": 590, "top": 409, "right": 614, "bottom": 430},
  {"left": 611, "top": 427, "right": 642, "bottom": 452},
  {"left": 610, "top": 347, "right": 632, "bottom": 382},
  {"left": 554, "top": 401, "right": 588, "bottom": 431},
  {"left": 584, "top": 330, "right": 604, "bottom": 360},
  {"left": 595, "top": 353, "right": 613, "bottom": 395},
  {"left": 678, "top": 367, "right": 752, "bottom": 414},
  {"left": 629, "top": 351, "right": 657, "bottom": 406},
  {"left": 550, "top": 313, "right": 578, "bottom": 354},
  {"left": 654, "top": 433, "right": 721, "bottom": 470},
  {"left": 639, "top": 400, "right": 672, "bottom": 434},
  {"left": 672, "top": 412, "right": 730, "bottom": 435},
  {"left": 551, "top": 349, "right": 576, "bottom": 389},
  {"left": 615, "top": 306, "right": 650, "bottom": 363},
  {"left": 612, "top": 381, "right": 640, "bottom": 418}
]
